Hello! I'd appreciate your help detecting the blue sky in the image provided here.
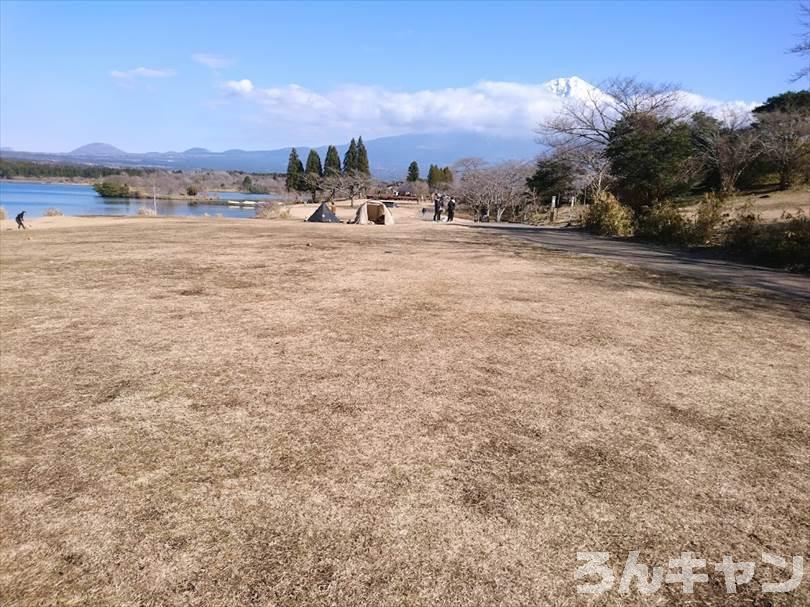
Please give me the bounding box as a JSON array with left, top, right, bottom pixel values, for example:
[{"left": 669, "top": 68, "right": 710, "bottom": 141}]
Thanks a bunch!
[{"left": 0, "top": 0, "right": 804, "bottom": 152}]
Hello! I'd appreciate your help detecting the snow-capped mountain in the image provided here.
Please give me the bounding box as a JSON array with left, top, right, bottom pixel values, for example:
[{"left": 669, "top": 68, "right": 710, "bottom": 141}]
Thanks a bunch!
[
  {"left": 543, "top": 76, "right": 758, "bottom": 120},
  {"left": 543, "top": 76, "right": 601, "bottom": 99}
]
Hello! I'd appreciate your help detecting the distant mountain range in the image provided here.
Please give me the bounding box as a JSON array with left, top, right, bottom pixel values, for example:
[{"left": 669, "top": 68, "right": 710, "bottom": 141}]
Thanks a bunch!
[
  {"left": 1, "top": 133, "right": 541, "bottom": 180},
  {"left": 0, "top": 76, "right": 756, "bottom": 180}
]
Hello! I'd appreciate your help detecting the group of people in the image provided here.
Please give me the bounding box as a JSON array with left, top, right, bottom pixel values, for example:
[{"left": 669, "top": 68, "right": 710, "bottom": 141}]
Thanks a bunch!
[{"left": 430, "top": 192, "right": 456, "bottom": 223}]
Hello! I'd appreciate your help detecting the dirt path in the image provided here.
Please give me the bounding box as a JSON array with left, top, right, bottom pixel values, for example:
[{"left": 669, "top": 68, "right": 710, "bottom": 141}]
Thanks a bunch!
[{"left": 462, "top": 222, "right": 810, "bottom": 300}]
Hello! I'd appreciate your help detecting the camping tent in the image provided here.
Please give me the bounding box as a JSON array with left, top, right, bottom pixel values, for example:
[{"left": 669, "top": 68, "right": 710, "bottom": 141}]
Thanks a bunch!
[
  {"left": 352, "top": 201, "right": 395, "bottom": 225},
  {"left": 306, "top": 202, "right": 340, "bottom": 223}
]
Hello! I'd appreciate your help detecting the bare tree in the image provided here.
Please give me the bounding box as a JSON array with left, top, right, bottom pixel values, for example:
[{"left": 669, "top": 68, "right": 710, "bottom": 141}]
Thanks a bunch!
[
  {"left": 790, "top": 1, "right": 810, "bottom": 85},
  {"left": 409, "top": 180, "right": 430, "bottom": 202},
  {"left": 538, "top": 76, "right": 685, "bottom": 150},
  {"left": 757, "top": 110, "right": 810, "bottom": 190},
  {"left": 321, "top": 170, "right": 374, "bottom": 207},
  {"left": 452, "top": 157, "right": 490, "bottom": 219},
  {"left": 454, "top": 159, "right": 531, "bottom": 222},
  {"left": 555, "top": 143, "right": 612, "bottom": 202},
  {"left": 694, "top": 110, "right": 762, "bottom": 197}
]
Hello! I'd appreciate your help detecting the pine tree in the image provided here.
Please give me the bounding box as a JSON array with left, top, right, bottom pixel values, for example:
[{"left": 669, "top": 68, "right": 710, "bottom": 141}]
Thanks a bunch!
[
  {"left": 441, "top": 167, "right": 453, "bottom": 183},
  {"left": 343, "top": 138, "right": 358, "bottom": 174},
  {"left": 324, "top": 145, "right": 341, "bottom": 176},
  {"left": 427, "top": 164, "right": 440, "bottom": 189},
  {"left": 356, "top": 136, "right": 370, "bottom": 175},
  {"left": 286, "top": 148, "right": 303, "bottom": 191},
  {"left": 407, "top": 161, "right": 420, "bottom": 182},
  {"left": 305, "top": 149, "right": 323, "bottom": 177}
]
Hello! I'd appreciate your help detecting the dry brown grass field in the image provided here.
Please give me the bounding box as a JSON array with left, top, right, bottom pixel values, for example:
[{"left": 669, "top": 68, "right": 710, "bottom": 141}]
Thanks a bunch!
[
  {"left": 1, "top": 213, "right": 808, "bottom": 606},
  {"left": 681, "top": 188, "right": 810, "bottom": 221}
]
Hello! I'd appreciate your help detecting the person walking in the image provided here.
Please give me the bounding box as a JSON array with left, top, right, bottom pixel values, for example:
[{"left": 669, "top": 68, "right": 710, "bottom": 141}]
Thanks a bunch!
[
  {"left": 445, "top": 197, "right": 454, "bottom": 222},
  {"left": 433, "top": 193, "right": 442, "bottom": 222},
  {"left": 15, "top": 211, "right": 26, "bottom": 230}
]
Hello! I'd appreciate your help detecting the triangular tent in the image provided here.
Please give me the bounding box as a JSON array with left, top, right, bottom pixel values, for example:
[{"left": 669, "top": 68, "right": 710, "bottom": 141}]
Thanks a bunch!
[
  {"left": 352, "top": 201, "right": 395, "bottom": 225},
  {"left": 306, "top": 202, "right": 340, "bottom": 223}
]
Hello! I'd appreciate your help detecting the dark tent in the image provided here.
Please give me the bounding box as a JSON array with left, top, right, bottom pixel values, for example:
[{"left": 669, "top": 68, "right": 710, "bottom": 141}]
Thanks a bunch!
[{"left": 306, "top": 202, "right": 340, "bottom": 223}]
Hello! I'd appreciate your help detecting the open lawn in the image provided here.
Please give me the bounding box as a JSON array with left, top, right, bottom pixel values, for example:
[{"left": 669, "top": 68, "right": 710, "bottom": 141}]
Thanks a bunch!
[
  {"left": 1, "top": 214, "right": 808, "bottom": 605},
  {"left": 681, "top": 188, "right": 810, "bottom": 221}
]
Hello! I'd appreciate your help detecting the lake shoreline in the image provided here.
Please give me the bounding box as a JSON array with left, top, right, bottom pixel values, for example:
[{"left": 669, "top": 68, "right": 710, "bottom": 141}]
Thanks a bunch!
[
  {"left": 0, "top": 181, "right": 264, "bottom": 219},
  {"left": 0, "top": 177, "right": 93, "bottom": 186}
]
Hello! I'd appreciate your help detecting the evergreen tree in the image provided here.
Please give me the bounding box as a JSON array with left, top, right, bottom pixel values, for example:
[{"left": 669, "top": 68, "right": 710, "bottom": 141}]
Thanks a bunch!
[
  {"left": 286, "top": 148, "right": 303, "bottom": 191},
  {"left": 407, "top": 161, "right": 420, "bottom": 182},
  {"left": 356, "top": 136, "right": 370, "bottom": 175},
  {"left": 527, "top": 155, "right": 577, "bottom": 200},
  {"left": 606, "top": 113, "right": 694, "bottom": 209},
  {"left": 305, "top": 149, "right": 323, "bottom": 177},
  {"left": 441, "top": 167, "right": 453, "bottom": 183},
  {"left": 753, "top": 90, "right": 810, "bottom": 114},
  {"left": 343, "top": 138, "right": 358, "bottom": 174},
  {"left": 427, "top": 164, "right": 441, "bottom": 189},
  {"left": 324, "top": 145, "right": 342, "bottom": 176}
]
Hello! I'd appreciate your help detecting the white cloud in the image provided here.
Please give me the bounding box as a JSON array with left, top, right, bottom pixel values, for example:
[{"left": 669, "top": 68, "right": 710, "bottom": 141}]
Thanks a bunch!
[
  {"left": 221, "top": 79, "right": 565, "bottom": 139},
  {"left": 676, "top": 91, "right": 759, "bottom": 119},
  {"left": 218, "top": 76, "right": 760, "bottom": 142},
  {"left": 223, "top": 79, "right": 254, "bottom": 95},
  {"left": 110, "top": 67, "right": 176, "bottom": 80},
  {"left": 192, "top": 53, "right": 233, "bottom": 69}
]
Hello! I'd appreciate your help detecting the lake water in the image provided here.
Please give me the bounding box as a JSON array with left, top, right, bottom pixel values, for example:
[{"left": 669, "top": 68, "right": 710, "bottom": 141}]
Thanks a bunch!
[{"left": 0, "top": 181, "right": 277, "bottom": 218}]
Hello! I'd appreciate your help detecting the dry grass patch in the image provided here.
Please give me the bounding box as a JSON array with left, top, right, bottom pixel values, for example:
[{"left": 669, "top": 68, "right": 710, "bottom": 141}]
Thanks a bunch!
[{"left": 1, "top": 218, "right": 808, "bottom": 606}]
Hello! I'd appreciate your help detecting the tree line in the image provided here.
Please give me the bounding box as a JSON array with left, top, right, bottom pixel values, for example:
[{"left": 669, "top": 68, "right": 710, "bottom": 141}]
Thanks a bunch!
[
  {"left": 285, "top": 137, "right": 371, "bottom": 203},
  {"left": 405, "top": 161, "right": 453, "bottom": 189},
  {"left": 0, "top": 159, "right": 150, "bottom": 179},
  {"left": 448, "top": 83, "right": 809, "bottom": 223},
  {"left": 532, "top": 85, "right": 809, "bottom": 210}
]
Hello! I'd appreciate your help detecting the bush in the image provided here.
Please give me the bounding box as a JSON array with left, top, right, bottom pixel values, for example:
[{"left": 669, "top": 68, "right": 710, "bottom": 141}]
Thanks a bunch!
[
  {"left": 255, "top": 201, "right": 290, "bottom": 219},
  {"left": 635, "top": 195, "right": 726, "bottom": 246},
  {"left": 582, "top": 194, "right": 634, "bottom": 236},
  {"left": 635, "top": 202, "right": 691, "bottom": 245},
  {"left": 0, "top": 206, "right": 6, "bottom": 220},
  {"left": 724, "top": 209, "right": 810, "bottom": 272},
  {"left": 43, "top": 207, "right": 63, "bottom": 216},
  {"left": 691, "top": 193, "right": 726, "bottom": 245},
  {"left": 137, "top": 207, "right": 156, "bottom": 216},
  {"left": 94, "top": 181, "right": 134, "bottom": 198},
  {"left": 186, "top": 185, "right": 198, "bottom": 196},
  {"left": 525, "top": 209, "right": 550, "bottom": 225}
]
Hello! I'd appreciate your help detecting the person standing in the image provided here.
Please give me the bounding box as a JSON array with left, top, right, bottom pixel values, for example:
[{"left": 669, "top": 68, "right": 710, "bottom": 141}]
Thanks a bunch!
[
  {"left": 433, "top": 193, "right": 442, "bottom": 222},
  {"left": 15, "top": 211, "right": 26, "bottom": 230},
  {"left": 447, "top": 198, "right": 456, "bottom": 222}
]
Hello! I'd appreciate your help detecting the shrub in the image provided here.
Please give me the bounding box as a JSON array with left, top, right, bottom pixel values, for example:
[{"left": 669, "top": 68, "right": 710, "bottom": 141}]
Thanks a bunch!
[
  {"left": 137, "top": 207, "right": 156, "bottom": 216},
  {"left": 582, "top": 193, "right": 634, "bottom": 236},
  {"left": 0, "top": 206, "right": 6, "bottom": 220},
  {"left": 691, "top": 193, "right": 726, "bottom": 245},
  {"left": 525, "top": 209, "right": 550, "bottom": 225},
  {"left": 635, "top": 202, "right": 691, "bottom": 245},
  {"left": 94, "top": 181, "right": 133, "bottom": 198},
  {"left": 186, "top": 185, "right": 198, "bottom": 196},
  {"left": 43, "top": 207, "right": 63, "bottom": 216},
  {"left": 255, "top": 201, "right": 290, "bottom": 219},
  {"left": 724, "top": 209, "right": 810, "bottom": 272}
]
